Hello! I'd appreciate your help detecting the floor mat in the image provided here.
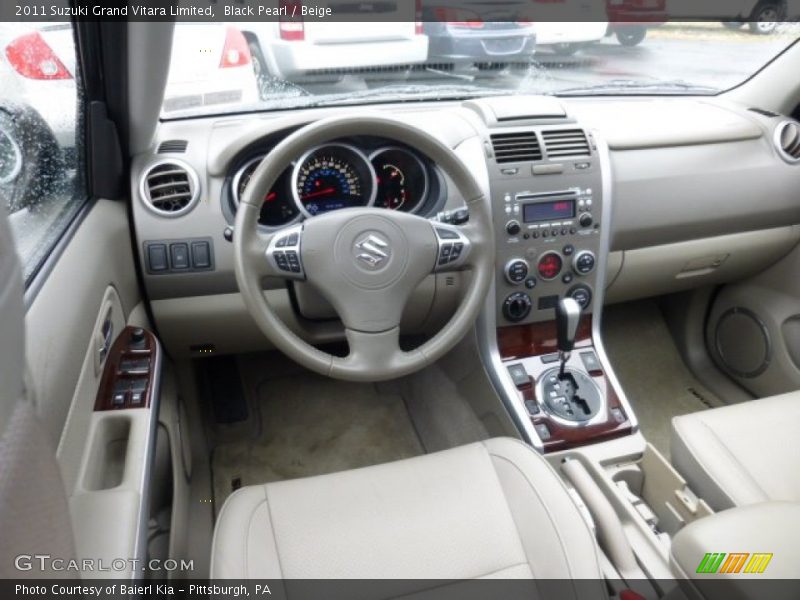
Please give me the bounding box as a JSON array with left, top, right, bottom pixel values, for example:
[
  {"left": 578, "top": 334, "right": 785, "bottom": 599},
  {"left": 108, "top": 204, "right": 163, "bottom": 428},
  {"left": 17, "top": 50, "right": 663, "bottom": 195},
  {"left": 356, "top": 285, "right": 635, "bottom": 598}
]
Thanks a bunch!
[
  {"left": 211, "top": 373, "right": 424, "bottom": 512},
  {"left": 602, "top": 301, "right": 723, "bottom": 459}
]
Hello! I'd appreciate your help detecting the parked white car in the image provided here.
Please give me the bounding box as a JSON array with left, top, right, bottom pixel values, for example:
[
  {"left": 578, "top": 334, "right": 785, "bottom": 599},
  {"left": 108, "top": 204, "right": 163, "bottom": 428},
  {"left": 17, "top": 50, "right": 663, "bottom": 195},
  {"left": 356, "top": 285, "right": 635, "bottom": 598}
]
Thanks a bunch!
[
  {"left": 535, "top": 22, "right": 609, "bottom": 55},
  {"left": 240, "top": 20, "right": 429, "bottom": 83}
]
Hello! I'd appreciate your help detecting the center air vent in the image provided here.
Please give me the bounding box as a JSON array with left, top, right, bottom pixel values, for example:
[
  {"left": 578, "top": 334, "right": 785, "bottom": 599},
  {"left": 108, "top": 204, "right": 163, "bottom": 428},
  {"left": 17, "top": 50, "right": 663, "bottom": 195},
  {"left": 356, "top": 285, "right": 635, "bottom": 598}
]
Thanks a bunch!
[
  {"left": 775, "top": 121, "right": 800, "bottom": 163},
  {"left": 139, "top": 160, "right": 200, "bottom": 217},
  {"left": 542, "top": 129, "right": 590, "bottom": 159},
  {"left": 490, "top": 131, "right": 542, "bottom": 163}
]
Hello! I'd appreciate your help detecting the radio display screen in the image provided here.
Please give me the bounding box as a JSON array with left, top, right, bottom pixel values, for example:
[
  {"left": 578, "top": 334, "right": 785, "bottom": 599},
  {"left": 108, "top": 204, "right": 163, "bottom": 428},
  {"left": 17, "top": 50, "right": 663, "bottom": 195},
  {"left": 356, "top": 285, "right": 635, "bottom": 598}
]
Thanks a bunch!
[{"left": 522, "top": 199, "right": 576, "bottom": 223}]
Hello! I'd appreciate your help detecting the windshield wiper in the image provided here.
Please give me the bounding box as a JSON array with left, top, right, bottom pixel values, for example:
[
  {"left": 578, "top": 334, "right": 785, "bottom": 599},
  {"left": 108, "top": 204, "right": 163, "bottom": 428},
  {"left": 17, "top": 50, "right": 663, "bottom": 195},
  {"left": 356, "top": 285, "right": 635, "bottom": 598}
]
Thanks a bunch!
[{"left": 556, "top": 79, "right": 720, "bottom": 96}]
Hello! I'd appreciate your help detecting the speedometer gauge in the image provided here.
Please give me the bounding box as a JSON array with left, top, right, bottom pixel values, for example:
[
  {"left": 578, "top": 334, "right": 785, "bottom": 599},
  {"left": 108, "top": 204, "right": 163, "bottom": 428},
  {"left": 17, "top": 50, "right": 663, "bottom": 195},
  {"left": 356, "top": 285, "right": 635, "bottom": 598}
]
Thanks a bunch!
[
  {"left": 370, "top": 147, "right": 428, "bottom": 213},
  {"left": 292, "top": 144, "right": 376, "bottom": 217}
]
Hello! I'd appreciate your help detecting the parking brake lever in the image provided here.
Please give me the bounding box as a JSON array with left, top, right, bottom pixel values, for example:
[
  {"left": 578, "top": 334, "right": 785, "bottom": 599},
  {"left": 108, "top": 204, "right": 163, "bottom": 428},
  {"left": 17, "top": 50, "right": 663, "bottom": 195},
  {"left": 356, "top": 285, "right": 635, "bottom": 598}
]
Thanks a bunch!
[{"left": 556, "top": 297, "right": 581, "bottom": 378}]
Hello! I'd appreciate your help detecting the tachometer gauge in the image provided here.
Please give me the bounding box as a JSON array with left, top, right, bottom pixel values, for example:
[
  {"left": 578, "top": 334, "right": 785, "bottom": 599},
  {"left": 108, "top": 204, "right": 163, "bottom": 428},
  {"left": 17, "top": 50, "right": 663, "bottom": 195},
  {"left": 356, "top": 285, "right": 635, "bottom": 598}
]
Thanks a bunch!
[
  {"left": 233, "top": 157, "right": 299, "bottom": 228},
  {"left": 370, "top": 147, "right": 428, "bottom": 213},
  {"left": 292, "top": 144, "right": 376, "bottom": 217}
]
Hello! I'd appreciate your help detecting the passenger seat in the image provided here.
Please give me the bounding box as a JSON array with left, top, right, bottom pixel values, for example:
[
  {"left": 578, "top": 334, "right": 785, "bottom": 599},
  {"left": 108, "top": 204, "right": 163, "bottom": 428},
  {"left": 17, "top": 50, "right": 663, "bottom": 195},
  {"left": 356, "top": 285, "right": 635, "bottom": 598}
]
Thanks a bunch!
[{"left": 671, "top": 392, "right": 800, "bottom": 511}]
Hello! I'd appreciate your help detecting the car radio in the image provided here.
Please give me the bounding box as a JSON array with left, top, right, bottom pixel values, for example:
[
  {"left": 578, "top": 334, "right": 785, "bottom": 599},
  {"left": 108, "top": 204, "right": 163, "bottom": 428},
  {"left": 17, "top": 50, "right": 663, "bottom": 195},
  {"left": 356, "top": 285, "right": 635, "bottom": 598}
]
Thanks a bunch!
[{"left": 491, "top": 163, "right": 603, "bottom": 327}]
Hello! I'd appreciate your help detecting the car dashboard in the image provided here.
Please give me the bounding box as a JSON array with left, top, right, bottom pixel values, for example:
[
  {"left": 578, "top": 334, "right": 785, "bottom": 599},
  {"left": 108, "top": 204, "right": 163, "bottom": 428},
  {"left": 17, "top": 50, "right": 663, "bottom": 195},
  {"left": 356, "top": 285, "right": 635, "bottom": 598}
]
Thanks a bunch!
[{"left": 131, "top": 95, "right": 800, "bottom": 358}]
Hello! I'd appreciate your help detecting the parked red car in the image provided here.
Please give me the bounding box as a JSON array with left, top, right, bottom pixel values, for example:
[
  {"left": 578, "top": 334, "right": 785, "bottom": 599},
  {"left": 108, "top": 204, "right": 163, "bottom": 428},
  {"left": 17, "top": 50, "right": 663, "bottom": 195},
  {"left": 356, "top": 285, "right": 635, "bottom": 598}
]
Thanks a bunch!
[{"left": 607, "top": 0, "right": 668, "bottom": 46}]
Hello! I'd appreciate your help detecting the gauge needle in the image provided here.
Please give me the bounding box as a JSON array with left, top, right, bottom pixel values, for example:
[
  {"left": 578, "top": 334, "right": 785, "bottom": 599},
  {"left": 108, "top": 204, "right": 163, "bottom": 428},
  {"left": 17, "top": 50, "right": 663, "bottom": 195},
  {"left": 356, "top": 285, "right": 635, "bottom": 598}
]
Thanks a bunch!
[{"left": 301, "top": 187, "right": 336, "bottom": 200}]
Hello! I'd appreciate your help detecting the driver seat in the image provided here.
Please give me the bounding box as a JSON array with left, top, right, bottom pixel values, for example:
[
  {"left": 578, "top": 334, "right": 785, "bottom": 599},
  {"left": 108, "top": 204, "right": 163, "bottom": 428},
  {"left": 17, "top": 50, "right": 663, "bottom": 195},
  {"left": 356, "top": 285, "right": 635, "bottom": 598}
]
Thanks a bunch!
[{"left": 211, "top": 437, "right": 605, "bottom": 593}]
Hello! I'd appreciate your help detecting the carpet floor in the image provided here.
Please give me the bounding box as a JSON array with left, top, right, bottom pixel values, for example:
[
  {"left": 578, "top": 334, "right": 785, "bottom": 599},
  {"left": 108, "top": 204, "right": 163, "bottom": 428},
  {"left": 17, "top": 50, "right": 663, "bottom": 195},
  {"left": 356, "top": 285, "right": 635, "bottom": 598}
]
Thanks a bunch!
[
  {"left": 211, "top": 372, "right": 424, "bottom": 513},
  {"left": 602, "top": 300, "right": 723, "bottom": 459}
]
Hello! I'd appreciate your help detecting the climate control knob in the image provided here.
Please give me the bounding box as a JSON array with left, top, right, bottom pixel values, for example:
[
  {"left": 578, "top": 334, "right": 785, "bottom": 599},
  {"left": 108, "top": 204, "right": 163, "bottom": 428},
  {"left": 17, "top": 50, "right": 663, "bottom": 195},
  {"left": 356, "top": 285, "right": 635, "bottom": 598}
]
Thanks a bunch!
[
  {"left": 503, "top": 292, "right": 533, "bottom": 323},
  {"left": 568, "top": 284, "right": 593, "bottom": 310},
  {"left": 504, "top": 259, "right": 529, "bottom": 285},
  {"left": 505, "top": 220, "right": 521, "bottom": 236},
  {"left": 573, "top": 251, "right": 596, "bottom": 275}
]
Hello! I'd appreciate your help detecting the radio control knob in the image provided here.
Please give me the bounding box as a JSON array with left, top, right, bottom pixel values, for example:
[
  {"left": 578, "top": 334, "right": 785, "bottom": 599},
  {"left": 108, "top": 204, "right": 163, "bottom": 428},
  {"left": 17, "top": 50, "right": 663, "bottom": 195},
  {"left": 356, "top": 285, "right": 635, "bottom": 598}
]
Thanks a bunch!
[
  {"left": 579, "top": 213, "right": 593, "bottom": 228},
  {"left": 503, "top": 292, "right": 533, "bottom": 323},
  {"left": 506, "top": 220, "right": 521, "bottom": 236},
  {"left": 573, "top": 251, "right": 596, "bottom": 275},
  {"left": 504, "top": 259, "right": 529, "bottom": 285}
]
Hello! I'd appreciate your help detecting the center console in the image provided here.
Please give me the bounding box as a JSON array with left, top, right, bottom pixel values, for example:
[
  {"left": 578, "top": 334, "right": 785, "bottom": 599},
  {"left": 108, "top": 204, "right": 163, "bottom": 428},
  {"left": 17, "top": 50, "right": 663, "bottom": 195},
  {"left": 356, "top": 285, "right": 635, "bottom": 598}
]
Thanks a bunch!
[{"left": 467, "top": 96, "right": 637, "bottom": 452}]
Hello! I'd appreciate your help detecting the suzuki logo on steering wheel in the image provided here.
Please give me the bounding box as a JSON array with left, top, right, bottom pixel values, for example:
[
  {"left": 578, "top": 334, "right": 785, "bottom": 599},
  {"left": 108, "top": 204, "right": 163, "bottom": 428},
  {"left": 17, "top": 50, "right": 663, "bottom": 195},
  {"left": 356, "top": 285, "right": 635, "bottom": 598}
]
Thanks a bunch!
[{"left": 354, "top": 233, "right": 390, "bottom": 269}]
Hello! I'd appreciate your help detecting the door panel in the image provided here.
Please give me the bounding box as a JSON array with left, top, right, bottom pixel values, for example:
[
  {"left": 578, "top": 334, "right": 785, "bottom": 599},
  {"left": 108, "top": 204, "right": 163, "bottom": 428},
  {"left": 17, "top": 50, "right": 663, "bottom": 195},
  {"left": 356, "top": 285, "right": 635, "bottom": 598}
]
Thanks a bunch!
[{"left": 25, "top": 199, "right": 140, "bottom": 447}]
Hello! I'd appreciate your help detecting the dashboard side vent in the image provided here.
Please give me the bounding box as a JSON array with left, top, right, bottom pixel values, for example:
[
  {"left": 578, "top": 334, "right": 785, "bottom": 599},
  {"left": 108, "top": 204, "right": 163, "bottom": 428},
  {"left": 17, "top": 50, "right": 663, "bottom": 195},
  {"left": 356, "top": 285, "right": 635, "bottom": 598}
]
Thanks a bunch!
[
  {"left": 139, "top": 160, "right": 199, "bottom": 217},
  {"left": 775, "top": 121, "right": 800, "bottom": 163},
  {"left": 158, "top": 139, "right": 188, "bottom": 154},
  {"left": 490, "top": 131, "right": 542, "bottom": 163},
  {"left": 541, "top": 129, "right": 590, "bottom": 159}
]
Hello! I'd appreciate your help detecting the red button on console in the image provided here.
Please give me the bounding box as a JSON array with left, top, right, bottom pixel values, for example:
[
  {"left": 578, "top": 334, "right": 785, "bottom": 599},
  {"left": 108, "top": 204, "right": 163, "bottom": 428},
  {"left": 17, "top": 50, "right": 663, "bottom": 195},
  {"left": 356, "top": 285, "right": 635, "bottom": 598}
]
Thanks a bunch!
[{"left": 537, "top": 253, "right": 563, "bottom": 280}]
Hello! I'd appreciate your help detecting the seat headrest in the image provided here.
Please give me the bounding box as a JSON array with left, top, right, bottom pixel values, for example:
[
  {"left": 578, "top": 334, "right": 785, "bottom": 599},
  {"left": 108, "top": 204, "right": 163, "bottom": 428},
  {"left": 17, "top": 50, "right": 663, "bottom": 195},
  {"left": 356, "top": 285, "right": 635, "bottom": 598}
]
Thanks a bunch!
[{"left": 0, "top": 202, "right": 25, "bottom": 434}]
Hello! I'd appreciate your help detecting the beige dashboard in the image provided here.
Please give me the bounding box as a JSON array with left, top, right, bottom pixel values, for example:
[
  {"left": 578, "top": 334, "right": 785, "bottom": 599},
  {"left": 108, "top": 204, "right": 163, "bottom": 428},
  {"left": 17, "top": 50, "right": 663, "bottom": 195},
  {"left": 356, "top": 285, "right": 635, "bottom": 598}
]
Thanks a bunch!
[{"left": 131, "top": 95, "right": 800, "bottom": 357}]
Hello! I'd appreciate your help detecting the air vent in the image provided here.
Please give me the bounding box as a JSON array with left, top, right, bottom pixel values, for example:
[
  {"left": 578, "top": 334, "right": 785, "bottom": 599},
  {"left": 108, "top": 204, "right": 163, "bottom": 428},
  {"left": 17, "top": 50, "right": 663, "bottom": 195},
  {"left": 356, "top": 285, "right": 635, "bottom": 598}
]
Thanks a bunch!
[
  {"left": 490, "top": 131, "right": 542, "bottom": 163},
  {"left": 158, "top": 139, "right": 188, "bottom": 154},
  {"left": 775, "top": 121, "right": 800, "bottom": 163},
  {"left": 139, "top": 160, "right": 199, "bottom": 217},
  {"left": 541, "top": 129, "right": 590, "bottom": 159}
]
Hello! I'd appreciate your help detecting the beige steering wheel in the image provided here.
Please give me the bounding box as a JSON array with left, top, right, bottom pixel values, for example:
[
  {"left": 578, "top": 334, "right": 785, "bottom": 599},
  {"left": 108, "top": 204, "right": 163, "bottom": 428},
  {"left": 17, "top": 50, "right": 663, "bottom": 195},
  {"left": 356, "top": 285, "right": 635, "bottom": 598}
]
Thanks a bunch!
[{"left": 234, "top": 115, "right": 493, "bottom": 382}]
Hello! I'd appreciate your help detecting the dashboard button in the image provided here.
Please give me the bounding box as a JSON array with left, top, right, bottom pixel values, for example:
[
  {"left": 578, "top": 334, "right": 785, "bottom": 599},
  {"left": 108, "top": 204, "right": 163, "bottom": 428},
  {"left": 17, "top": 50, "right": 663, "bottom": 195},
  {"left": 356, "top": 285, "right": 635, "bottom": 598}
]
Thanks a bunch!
[
  {"left": 537, "top": 252, "right": 563, "bottom": 280},
  {"left": 170, "top": 243, "right": 190, "bottom": 270},
  {"left": 505, "top": 259, "right": 529, "bottom": 285},
  {"left": 147, "top": 244, "right": 168, "bottom": 272},
  {"left": 579, "top": 213, "right": 594, "bottom": 228},
  {"left": 573, "top": 251, "right": 596, "bottom": 275},
  {"left": 191, "top": 242, "right": 211, "bottom": 269},
  {"left": 506, "top": 220, "right": 521, "bottom": 236}
]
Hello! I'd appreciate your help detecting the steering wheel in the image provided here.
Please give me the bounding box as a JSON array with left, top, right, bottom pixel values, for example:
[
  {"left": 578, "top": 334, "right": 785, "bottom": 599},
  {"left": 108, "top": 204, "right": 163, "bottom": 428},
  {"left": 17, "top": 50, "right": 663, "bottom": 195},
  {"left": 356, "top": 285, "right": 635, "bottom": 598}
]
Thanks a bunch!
[{"left": 233, "top": 115, "right": 494, "bottom": 381}]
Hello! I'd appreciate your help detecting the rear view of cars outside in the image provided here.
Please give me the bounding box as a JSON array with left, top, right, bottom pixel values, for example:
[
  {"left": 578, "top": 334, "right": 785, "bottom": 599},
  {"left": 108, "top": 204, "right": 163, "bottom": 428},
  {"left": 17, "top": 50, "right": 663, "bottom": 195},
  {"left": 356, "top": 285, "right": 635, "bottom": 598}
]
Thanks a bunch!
[{"left": 421, "top": 3, "right": 537, "bottom": 72}]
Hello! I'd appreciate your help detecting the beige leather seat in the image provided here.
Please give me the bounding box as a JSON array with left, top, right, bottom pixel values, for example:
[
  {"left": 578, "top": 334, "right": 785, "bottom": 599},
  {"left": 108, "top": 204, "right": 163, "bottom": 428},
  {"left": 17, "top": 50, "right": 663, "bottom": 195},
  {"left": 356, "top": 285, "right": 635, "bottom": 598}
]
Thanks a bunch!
[
  {"left": 0, "top": 204, "right": 76, "bottom": 577},
  {"left": 212, "top": 437, "right": 604, "bottom": 591},
  {"left": 672, "top": 392, "right": 800, "bottom": 511}
]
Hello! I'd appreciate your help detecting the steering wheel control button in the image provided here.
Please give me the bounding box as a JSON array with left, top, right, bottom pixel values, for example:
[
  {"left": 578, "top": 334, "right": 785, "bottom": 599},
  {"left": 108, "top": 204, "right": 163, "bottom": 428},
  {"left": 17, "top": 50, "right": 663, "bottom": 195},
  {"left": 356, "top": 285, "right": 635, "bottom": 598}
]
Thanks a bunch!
[
  {"left": 537, "top": 252, "right": 563, "bottom": 281},
  {"left": 435, "top": 227, "right": 460, "bottom": 240},
  {"left": 274, "top": 252, "right": 289, "bottom": 271},
  {"left": 439, "top": 244, "right": 453, "bottom": 265},
  {"left": 433, "top": 224, "right": 471, "bottom": 271},
  {"left": 568, "top": 284, "right": 593, "bottom": 309},
  {"left": 573, "top": 251, "right": 596, "bottom": 275},
  {"left": 286, "top": 233, "right": 299, "bottom": 246},
  {"left": 503, "top": 292, "right": 533, "bottom": 323},
  {"left": 276, "top": 237, "right": 288, "bottom": 248},
  {"left": 504, "top": 259, "right": 529, "bottom": 285},
  {"left": 286, "top": 251, "right": 301, "bottom": 273}
]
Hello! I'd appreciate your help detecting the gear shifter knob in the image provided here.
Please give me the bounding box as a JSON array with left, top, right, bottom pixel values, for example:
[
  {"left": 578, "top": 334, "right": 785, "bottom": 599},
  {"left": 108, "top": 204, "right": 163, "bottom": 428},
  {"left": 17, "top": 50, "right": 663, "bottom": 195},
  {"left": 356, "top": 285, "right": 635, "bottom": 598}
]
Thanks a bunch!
[{"left": 556, "top": 297, "right": 582, "bottom": 355}]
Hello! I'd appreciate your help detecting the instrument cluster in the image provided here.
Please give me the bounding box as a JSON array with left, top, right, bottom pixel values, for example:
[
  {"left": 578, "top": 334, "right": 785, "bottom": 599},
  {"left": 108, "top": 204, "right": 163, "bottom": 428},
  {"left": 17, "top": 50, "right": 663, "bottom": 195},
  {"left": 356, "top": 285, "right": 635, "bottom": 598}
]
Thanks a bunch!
[{"left": 230, "top": 139, "right": 438, "bottom": 229}]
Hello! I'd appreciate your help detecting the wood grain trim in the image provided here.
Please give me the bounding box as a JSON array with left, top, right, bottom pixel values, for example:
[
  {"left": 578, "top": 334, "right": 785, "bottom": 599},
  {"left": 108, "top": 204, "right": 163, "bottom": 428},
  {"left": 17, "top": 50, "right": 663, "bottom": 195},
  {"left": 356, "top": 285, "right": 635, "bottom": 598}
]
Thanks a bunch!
[
  {"left": 94, "top": 326, "right": 158, "bottom": 411},
  {"left": 498, "top": 316, "right": 594, "bottom": 360}
]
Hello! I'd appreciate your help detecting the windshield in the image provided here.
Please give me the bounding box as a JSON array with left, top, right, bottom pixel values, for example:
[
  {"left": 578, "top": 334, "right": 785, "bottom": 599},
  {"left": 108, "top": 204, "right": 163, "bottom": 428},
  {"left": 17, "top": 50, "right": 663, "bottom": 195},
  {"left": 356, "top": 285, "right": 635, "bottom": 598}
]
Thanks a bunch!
[{"left": 161, "top": 20, "right": 800, "bottom": 118}]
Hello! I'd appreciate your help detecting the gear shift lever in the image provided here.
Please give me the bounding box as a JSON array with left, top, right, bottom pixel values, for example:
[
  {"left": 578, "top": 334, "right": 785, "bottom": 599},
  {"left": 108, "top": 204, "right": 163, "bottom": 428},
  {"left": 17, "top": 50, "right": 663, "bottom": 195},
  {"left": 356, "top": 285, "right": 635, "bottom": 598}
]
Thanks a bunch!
[{"left": 556, "top": 297, "right": 582, "bottom": 378}]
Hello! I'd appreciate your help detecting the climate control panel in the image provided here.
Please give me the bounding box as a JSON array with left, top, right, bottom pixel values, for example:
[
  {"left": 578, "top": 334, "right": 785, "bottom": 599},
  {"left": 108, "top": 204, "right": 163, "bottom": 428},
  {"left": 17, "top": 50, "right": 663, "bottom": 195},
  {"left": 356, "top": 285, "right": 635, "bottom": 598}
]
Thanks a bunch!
[{"left": 487, "top": 130, "right": 604, "bottom": 326}]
